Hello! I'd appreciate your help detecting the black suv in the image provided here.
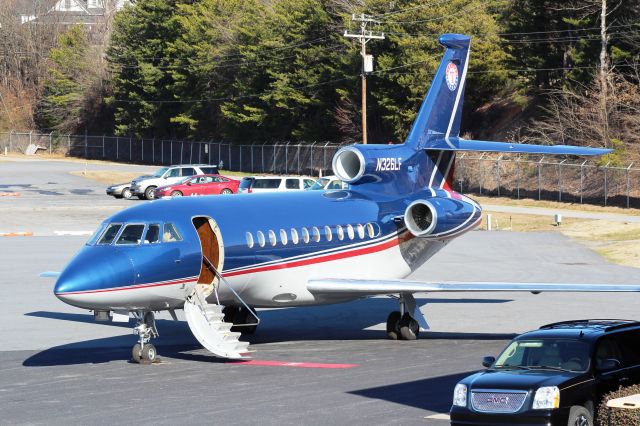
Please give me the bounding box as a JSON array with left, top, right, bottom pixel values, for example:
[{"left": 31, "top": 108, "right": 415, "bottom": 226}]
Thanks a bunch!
[{"left": 450, "top": 320, "right": 640, "bottom": 426}]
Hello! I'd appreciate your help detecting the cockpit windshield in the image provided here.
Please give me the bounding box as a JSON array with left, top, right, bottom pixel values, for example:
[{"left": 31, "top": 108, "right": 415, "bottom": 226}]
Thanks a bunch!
[
  {"left": 86, "top": 222, "right": 108, "bottom": 245},
  {"left": 88, "top": 222, "right": 181, "bottom": 246},
  {"left": 97, "top": 224, "right": 122, "bottom": 245},
  {"left": 153, "top": 167, "right": 169, "bottom": 177},
  {"left": 494, "top": 339, "right": 590, "bottom": 372},
  {"left": 116, "top": 224, "right": 146, "bottom": 245}
]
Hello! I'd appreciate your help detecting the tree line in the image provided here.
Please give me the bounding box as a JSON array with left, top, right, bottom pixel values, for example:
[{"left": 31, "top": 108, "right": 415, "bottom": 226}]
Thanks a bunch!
[{"left": 1, "top": 0, "right": 639, "bottom": 156}]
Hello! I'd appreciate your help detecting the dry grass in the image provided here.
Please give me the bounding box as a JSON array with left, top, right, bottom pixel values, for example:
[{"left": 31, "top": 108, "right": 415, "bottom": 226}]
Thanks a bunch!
[
  {"left": 69, "top": 170, "right": 144, "bottom": 185},
  {"left": 472, "top": 195, "right": 640, "bottom": 216}
]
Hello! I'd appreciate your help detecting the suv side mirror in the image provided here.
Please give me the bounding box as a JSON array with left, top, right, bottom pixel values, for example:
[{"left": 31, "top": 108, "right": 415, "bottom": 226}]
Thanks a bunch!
[
  {"left": 597, "top": 358, "right": 621, "bottom": 372},
  {"left": 482, "top": 356, "right": 495, "bottom": 368}
]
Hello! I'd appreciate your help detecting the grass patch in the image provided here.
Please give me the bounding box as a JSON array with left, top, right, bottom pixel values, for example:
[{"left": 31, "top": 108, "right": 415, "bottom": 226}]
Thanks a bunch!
[{"left": 472, "top": 195, "right": 640, "bottom": 216}]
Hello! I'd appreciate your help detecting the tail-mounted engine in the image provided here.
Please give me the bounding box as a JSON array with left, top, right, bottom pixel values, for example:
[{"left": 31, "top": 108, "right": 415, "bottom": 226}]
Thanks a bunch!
[
  {"left": 404, "top": 197, "right": 481, "bottom": 240},
  {"left": 332, "top": 145, "right": 413, "bottom": 185}
]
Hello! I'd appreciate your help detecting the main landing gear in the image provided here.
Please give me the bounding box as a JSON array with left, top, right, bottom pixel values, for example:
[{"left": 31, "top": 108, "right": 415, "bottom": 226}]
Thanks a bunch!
[
  {"left": 386, "top": 293, "right": 421, "bottom": 341},
  {"left": 223, "top": 305, "right": 259, "bottom": 334},
  {"left": 132, "top": 311, "right": 159, "bottom": 363}
]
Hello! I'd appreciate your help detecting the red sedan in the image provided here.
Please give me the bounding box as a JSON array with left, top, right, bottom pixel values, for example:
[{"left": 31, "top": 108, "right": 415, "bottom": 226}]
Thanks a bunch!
[{"left": 154, "top": 174, "right": 240, "bottom": 198}]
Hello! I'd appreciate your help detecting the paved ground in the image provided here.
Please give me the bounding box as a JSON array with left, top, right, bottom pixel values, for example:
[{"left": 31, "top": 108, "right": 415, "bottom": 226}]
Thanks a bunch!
[{"left": 1, "top": 158, "right": 640, "bottom": 425}]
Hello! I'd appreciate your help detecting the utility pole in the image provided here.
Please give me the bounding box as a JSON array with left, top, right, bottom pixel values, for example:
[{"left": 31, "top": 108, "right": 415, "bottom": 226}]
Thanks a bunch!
[{"left": 344, "top": 14, "right": 384, "bottom": 145}]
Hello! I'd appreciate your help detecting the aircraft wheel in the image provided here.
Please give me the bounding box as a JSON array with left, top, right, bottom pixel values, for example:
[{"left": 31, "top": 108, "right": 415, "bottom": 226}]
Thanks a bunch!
[
  {"left": 386, "top": 311, "right": 402, "bottom": 340},
  {"left": 142, "top": 344, "right": 157, "bottom": 362},
  {"left": 132, "top": 343, "right": 142, "bottom": 363},
  {"left": 399, "top": 313, "right": 419, "bottom": 340}
]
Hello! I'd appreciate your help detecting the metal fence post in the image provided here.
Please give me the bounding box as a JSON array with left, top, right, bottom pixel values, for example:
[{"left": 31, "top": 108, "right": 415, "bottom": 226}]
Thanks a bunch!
[
  {"left": 496, "top": 155, "right": 502, "bottom": 197},
  {"left": 180, "top": 142, "right": 184, "bottom": 164},
  {"left": 604, "top": 162, "right": 610, "bottom": 206},
  {"left": 85, "top": 130, "right": 88, "bottom": 158},
  {"left": 141, "top": 138, "right": 144, "bottom": 163},
  {"left": 49, "top": 132, "right": 53, "bottom": 155},
  {"left": 458, "top": 153, "right": 465, "bottom": 192},
  {"left": 8, "top": 130, "right": 12, "bottom": 152},
  {"left": 153, "top": 138, "right": 156, "bottom": 163},
  {"left": 273, "top": 144, "right": 277, "bottom": 173},
  {"left": 227, "top": 143, "right": 231, "bottom": 170},
  {"left": 297, "top": 144, "right": 301, "bottom": 174},
  {"left": 284, "top": 143, "right": 289, "bottom": 174},
  {"left": 558, "top": 159, "right": 565, "bottom": 202},
  {"left": 116, "top": 136, "right": 119, "bottom": 160},
  {"left": 251, "top": 143, "right": 255, "bottom": 172},
  {"left": 516, "top": 156, "right": 520, "bottom": 199},
  {"left": 67, "top": 134, "right": 70, "bottom": 153},
  {"left": 262, "top": 143, "right": 266, "bottom": 173},
  {"left": 627, "top": 163, "right": 633, "bottom": 208},
  {"left": 580, "top": 161, "right": 585, "bottom": 204},
  {"left": 537, "top": 157, "right": 543, "bottom": 200},
  {"left": 102, "top": 134, "right": 105, "bottom": 158},
  {"left": 310, "top": 142, "right": 316, "bottom": 176},
  {"left": 239, "top": 145, "right": 243, "bottom": 172},
  {"left": 129, "top": 137, "right": 132, "bottom": 161}
]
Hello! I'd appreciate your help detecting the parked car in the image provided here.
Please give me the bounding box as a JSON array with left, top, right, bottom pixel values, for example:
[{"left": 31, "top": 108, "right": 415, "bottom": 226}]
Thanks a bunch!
[
  {"left": 130, "top": 164, "right": 219, "bottom": 200},
  {"left": 106, "top": 182, "right": 133, "bottom": 199},
  {"left": 450, "top": 319, "right": 640, "bottom": 426},
  {"left": 238, "top": 176, "right": 316, "bottom": 194},
  {"left": 154, "top": 174, "right": 240, "bottom": 198},
  {"left": 307, "top": 175, "right": 348, "bottom": 190}
]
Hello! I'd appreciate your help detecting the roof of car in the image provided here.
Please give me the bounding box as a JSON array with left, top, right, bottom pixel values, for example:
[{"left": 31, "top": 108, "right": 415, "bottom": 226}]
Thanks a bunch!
[
  {"left": 168, "top": 164, "right": 218, "bottom": 167},
  {"left": 517, "top": 319, "right": 640, "bottom": 341}
]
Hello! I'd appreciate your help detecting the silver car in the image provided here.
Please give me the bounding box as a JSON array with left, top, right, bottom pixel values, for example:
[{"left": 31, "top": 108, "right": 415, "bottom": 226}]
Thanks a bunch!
[{"left": 106, "top": 182, "right": 133, "bottom": 199}]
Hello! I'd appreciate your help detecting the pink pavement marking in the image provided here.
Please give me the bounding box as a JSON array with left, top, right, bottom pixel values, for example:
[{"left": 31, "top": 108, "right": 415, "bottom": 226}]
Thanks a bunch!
[{"left": 230, "top": 360, "right": 359, "bottom": 369}]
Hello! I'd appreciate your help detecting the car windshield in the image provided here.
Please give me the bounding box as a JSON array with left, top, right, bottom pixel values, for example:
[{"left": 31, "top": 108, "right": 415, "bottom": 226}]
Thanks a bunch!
[
  {"left": 153, "top": 167, "right": 169, "bottom": 177},
  {"left": 309, "top": 178, "right": 329, "bottom": 190},
  {"left": 494, "top": 338, "right": 590, "bottom": 372}
]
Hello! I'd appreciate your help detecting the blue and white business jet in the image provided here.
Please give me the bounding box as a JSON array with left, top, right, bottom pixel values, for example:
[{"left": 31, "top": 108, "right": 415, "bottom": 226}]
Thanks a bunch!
[{"left": 50, "top": 34, "right": 640, "bottom": 363}]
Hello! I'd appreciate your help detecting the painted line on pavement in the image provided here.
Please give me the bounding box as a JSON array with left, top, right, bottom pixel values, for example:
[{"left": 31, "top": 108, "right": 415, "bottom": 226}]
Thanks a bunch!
[
  {"left": 0, "top": 192, "right": 20, "bottom": 197},
  {"left": 231, "top": 360, "right": 359, "bottom": 369},
  {"left": 424, "top": 413, "right": 450, "bottom": 420},
  {"left": 0, "top": 232, "right": 33, "bottom": 237},
  {"left": 54, "top": 231, "right": 93, "bottom": 236}
]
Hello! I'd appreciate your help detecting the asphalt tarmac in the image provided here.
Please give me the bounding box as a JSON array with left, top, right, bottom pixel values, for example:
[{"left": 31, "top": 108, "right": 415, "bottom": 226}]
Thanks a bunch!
[{"left": 1, "top": 157, "right": 640, "bottom": 425}]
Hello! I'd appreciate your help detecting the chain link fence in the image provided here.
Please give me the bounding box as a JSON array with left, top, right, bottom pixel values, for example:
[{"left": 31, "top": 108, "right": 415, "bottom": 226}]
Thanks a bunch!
[
  {"left": 2, "top": 130, "right": 639, "bottom": 208},
  {"left": 0, "top": 131, "right": 341, "bottom": 177}
]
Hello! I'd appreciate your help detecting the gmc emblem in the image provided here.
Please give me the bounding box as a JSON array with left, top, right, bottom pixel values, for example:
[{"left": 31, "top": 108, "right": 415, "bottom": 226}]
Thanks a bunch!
[{"left": 487, "top": 396, "right": 509, "bottom": 404}]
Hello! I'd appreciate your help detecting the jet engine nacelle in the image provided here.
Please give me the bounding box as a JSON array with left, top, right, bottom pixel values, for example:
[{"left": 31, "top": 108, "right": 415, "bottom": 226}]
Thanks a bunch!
[
  {"left": 332, "top": 145, "right": 412, "bottom": 185},
  {"left": 404, "top": 197, "right": 481, "bottom": 240}
]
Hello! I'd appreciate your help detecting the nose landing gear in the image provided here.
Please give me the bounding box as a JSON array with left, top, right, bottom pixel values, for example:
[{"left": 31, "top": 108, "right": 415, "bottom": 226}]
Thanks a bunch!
[{"left": 132, "top": 311, "right": 159, "bottom": 364}]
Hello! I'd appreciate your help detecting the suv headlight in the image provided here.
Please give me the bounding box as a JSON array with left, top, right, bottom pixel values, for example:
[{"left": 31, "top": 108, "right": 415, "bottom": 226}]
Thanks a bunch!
[
  {"left": 453, "top": 383, "right": 467, "bottom": 407},
  {"left": 532, "top": 386, "right": 560, "bottom": 409}
]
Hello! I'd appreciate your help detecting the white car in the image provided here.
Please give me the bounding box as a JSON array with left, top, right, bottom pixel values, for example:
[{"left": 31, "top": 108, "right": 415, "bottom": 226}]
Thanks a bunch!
[
  {"left": 238, "top": 176, "right": 316, "bottom": 194},
  {"left": 130, "top": 164, "right": 219, "bottom": 200},
  {"left": 308, "top": 175, "right": 348, "bottom": 190}
]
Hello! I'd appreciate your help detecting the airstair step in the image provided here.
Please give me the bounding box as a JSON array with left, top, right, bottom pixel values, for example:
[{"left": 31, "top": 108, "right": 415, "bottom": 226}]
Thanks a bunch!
[{"left": 222, "top": 332, "right": 242, "bottom": 342}]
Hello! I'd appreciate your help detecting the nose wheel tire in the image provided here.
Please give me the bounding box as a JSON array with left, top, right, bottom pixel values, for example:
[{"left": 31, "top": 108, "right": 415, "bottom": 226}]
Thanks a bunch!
[
  {"left": 386, "top": 311, "right": 402, "bottom": 340},
  {"left": 142, "top": 344, "right": 157, "bottom": 362},
  {"left": 132, "top": 343, "right": 142, "bottom": 363}
]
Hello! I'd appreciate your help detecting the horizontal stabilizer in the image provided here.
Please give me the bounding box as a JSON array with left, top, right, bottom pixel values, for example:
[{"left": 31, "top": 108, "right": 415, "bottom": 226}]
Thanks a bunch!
[
  {"left": 308, "top": 278, "right": 640, "bottom": 298},
  {"left": 429, "top": 137, "right": 612, "bottom": 156}
]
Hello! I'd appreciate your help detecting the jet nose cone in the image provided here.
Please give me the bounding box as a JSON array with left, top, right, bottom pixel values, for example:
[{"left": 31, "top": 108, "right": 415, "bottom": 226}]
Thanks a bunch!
[{"left": 54, "top": 247, "right": 135, "bottom": 309}]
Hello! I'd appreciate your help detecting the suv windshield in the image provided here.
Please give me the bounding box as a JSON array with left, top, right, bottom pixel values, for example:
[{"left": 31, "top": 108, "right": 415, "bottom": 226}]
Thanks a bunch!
[
  {"left": 494, "top": 338, "right": 590, "bottom": 372},
  {"left": 153, "top": 167, "right": 169, "bottom": 177}
]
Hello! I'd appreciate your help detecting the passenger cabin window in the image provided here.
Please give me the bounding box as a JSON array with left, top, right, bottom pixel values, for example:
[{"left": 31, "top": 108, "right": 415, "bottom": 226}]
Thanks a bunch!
[
  {"left": 116, "top": 224, "right": 145, "bottom": 245},
  {"left": 291, "top": 228, "right": 299, "bottom": 244},
  {"left": 279, "top": 229, "right": 288, "bottom": 245},
  {"left": 145, "top": 224, "right": 160, "bottom": 244},
  {"left": 257, "top": 231, "right": 266, "bottom": 248},
  {"left": 312, "top": 227, "right": 321, "bottom": 243},
  {"left": 163, "top": 223, "right": 182, "bottom": 242},
  {"left": 268, "top": 230, "right": 277, "bottom": 246},
  {"left": 324, "top": 226, "right": 332, "bottom": 242},
  {"left": 366, "top": 223, "right": 378, "bottom": 238},
  {"left": 246, "top": 232, "right": 254, "bottom": 248},
  {"left": 301, "top": 227, "right": 310, "bottom": 244},
  {"left": 97, "top": 223, "right": 122, "bottom": 245},
  {"left": 356, "top": 224, "right": 365, "bottom": 239},
  {"left": 346, "top": 224, "right": 355, "bottom": 240},
  {"left": 336, "top": 225, "right": 344, "bottom": 241},
  {"left": 285, "top": 179, "right": 299, "bottom": 189}
]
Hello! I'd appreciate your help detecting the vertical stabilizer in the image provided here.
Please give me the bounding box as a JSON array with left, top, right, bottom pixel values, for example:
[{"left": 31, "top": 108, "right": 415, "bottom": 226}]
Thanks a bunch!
[{"left": 403, "top": 34, "right": 471, "bottom": 150}]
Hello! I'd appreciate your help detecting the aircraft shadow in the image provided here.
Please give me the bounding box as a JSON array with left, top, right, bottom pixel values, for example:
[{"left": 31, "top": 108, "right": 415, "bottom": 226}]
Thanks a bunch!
[
  {"left": 23, "top": 297, "right": 514, "bottom": 366},
  {"left": 349, "top": 370, "right": 477, "bottom": 412}
]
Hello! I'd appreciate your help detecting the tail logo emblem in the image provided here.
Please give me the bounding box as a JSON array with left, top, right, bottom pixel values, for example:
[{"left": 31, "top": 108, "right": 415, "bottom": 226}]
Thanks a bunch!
[{"left": 445, "top": 62, "right": 459, "bottom": 91}]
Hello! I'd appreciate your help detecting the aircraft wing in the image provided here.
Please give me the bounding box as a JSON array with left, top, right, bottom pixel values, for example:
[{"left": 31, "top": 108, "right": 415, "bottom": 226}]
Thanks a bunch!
[{"left": 307, "top": 278, "right": 640, "bottom": 299}]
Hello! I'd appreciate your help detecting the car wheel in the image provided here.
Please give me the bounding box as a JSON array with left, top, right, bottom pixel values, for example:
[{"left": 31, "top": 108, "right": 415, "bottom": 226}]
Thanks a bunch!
[
  {"left": 144, "top": 186, "right": 157, "bottom": 200},
  {"left": 220, "top": 188, "right": 233, "bottom": 195},
  {"left": 170, "top": 190, "right": 183, "bottom": 197},
  {"left": 567, "top": 406, "right": 592, "bottom": 426},
  {"left": 121, "top": 187, "right": 132, "bottom": 199}
]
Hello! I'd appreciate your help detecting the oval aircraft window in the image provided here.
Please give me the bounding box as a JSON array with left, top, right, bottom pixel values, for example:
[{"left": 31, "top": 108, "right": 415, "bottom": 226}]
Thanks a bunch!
[
  {"left": 279, "top": 229, "right": 288, "bottom": 245},
  {"left": 312, "top": 226, "right": 321, "bottom": 243},
  {"left": 324, "top": 225, "right": 333, "bottom": 242},
  {"left": 336, "top": 225, "right": 344, "bottom": 241},
  {"left": 291, "top": 228, "right": 299, "bottom": 244},
  {"left": 268, "top": 230, "right": 277, "bottom": 246},
  {"left": 256, "top": 231, "right": 266, "bottom": 248},
  {"left": 301, "top": 227, "right": 310, "bottom": 244},
  {"left": 356, "top": 224, "right": 365, "bottom": 239},
  {"left": 366, "top": 223, "right": 377, "bottom": 238},
  {"left": 346, "top": 224, "right": 355, "bottom": 240},
  {"left": 246, "top": 232, "right": 254, "bottom": 248}
]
